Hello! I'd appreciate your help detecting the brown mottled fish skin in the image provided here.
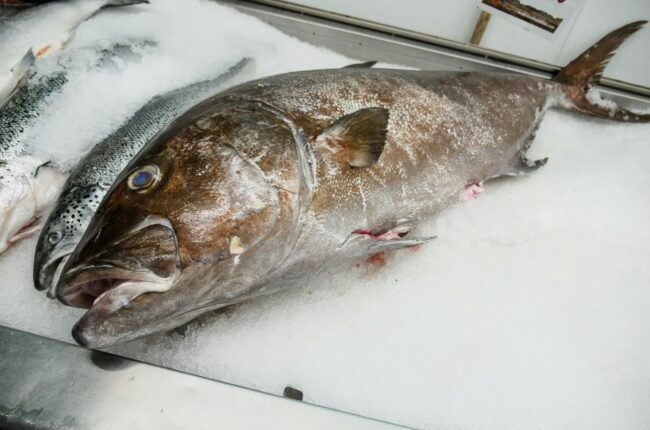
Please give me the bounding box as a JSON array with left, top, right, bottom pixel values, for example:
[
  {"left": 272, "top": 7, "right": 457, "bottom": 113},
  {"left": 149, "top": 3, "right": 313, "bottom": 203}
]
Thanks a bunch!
[{"left": 54, "top": 21, "right": 650, "bottom": 348}]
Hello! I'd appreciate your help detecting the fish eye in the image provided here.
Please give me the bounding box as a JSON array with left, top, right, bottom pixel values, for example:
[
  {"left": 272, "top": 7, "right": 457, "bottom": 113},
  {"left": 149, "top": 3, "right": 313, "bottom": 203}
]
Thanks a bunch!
[
  {"left": 48, "top": 231, "right": 62, "bottom": 244},
  {"left": 127, "top": 164, "right": 160, "bottom": 192}
]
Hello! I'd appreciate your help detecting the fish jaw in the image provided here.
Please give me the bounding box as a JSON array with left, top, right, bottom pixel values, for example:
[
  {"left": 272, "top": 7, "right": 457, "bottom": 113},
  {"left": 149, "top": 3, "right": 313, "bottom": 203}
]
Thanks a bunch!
[
  {"left": 69, "top": 276, "right": 201, "bottom": 349},
  {"left": 0, "top": 160, "right": 67, "bottom": 252},
  {"left": 64, "top": 265, "right": 179, "bottom": 348},
  {"left": 55, "top": 216, "right": 184, "bottom": 347}
]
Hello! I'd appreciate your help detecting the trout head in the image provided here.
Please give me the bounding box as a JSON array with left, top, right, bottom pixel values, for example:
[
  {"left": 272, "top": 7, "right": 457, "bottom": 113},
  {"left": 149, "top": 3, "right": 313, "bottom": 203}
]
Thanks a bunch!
[{"left": 55, "top": 100, "right": 305, "bottom": 347}]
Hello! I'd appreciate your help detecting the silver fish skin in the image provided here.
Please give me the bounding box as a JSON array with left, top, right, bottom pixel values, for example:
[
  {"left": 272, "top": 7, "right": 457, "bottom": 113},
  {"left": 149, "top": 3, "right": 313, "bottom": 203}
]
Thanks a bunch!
[
  {"left": 0, "top": 0, "right": 147, "bottom": 106},
  {"left": 34, "top": 58, "right": 252, "bottom": 294}
]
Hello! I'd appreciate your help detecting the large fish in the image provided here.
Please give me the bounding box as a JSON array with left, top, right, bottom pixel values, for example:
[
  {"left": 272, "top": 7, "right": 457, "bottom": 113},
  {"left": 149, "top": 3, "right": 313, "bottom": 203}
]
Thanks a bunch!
[
  {"left": 53, "top": 22, "right": 650, "bottom": 348},
  {"left": 33, "top": 58, "right": 251, "bottom": 293},
  {"left": 0, "top": 0, "right": 147, "bottom": 106},
  {"left": 0, "top": 41, "right": 155, "bottom": 253}
]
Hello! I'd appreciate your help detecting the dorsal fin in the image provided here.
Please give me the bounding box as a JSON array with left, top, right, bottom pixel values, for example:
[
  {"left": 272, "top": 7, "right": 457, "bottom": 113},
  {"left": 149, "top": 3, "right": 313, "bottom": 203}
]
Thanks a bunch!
[
  {"left": 342, "top": 61, "right": 377, "bottom": 69},
  {"left": 317, "top": 108, "right": 389, "bottom": 167}
]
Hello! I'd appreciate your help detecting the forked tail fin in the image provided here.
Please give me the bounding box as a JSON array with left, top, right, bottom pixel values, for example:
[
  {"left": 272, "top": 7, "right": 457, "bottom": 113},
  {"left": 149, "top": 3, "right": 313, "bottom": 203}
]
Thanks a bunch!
[{"left": 554, "top": 20, "right": 650, "bottom": 122}]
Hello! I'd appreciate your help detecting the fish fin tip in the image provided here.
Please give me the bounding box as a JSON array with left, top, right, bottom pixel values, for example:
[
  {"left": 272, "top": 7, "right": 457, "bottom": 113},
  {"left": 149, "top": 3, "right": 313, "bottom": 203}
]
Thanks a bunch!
[
  {"left": 342, "top": 60, "right": 378, "bottom": 69},
  {"left": 102, "top": 0, "right": 149, "bottom": 9},
  {"left": 319, "top": 107, "right": 389, "bottom": 168}
]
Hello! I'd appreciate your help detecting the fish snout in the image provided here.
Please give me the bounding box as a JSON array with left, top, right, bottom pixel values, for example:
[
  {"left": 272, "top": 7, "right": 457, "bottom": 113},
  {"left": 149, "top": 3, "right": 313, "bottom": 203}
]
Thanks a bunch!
[
  {"left": 55, "top": 215, "right": 180, "bottom": 309},
  {"left": 34, "top": 185, "right": 107, "bottom": 292}
]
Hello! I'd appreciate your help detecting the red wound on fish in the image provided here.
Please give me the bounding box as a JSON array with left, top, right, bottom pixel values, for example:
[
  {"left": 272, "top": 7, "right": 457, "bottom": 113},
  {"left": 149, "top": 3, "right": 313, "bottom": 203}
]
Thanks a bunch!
[
  {"left": 352, "top": 229, "right": 406, "bottom": 240},
  {"left": 459, "top": 183, "right": 484, "bottom": 202}
]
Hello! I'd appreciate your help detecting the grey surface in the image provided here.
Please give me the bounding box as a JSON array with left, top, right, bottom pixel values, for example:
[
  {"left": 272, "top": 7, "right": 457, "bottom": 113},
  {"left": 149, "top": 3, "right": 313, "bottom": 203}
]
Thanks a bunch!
[{"left": 0, "top": 326, "right": 405, "bottom": 430}]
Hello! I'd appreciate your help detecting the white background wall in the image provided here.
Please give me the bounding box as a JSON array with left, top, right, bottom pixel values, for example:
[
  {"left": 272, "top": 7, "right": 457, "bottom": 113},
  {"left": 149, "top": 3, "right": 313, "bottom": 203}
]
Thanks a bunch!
[{"left": 287, "top": 0, "right": 650, "bottom": 88}]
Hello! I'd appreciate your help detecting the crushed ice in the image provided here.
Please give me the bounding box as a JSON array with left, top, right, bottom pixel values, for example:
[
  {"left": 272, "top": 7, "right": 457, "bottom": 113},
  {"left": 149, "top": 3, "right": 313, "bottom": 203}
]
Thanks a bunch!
[{"left": 0, "top": 1, "right": 649, "bottom": 429}]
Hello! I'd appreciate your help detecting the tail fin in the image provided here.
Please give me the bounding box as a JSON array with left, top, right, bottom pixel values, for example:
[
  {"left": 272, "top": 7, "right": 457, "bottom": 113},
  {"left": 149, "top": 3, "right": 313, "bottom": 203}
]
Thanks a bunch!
[{"left": 554, "top": 20, "right": 650, "bottom": 122}]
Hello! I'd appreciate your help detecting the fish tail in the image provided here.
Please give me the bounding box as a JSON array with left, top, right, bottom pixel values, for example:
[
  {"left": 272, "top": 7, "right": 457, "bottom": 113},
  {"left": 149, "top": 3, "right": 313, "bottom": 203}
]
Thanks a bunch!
[{"left": 553, "top": 20, "right": 650, "bottom": 123}]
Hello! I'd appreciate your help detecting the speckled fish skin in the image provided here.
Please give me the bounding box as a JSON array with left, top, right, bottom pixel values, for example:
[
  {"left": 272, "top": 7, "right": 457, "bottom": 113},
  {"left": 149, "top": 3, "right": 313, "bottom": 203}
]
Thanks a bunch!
[
  {"left": 0, "top": 73, "right": 68, "bottom": 158},
  {"left": 33, "top": 58, "right": 251, "bottom": 293},
  {"left": 0, "top": 0, "right": 147, "bottom": 107},
  {"left": 55, "top": 23, "right": 650, "bottom": 348}
]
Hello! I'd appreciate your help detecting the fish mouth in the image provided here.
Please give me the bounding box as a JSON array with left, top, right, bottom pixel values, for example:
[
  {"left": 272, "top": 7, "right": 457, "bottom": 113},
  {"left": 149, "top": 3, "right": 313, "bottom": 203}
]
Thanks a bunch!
[
  {"left": 58, "top": 266, "right": 173, "bottom": 309},
  {"left": 55, "top": 215, "right": 181, "bottom": 347},
  {"left": 36, "top": 246, "right": 74, "bottom": 295}
]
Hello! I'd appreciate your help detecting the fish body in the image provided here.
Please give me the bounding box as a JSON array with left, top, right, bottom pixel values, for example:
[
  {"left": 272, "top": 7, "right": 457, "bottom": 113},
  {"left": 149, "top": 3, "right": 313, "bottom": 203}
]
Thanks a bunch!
[
  {"left": 0, "top": 0, "right": 146, "bottom": 106},
  {"left": 34, "top": 58, "right": 251, "bottom": 291},
  {"left": 52, "top": 22, "right": 650, "bottom": 347}
]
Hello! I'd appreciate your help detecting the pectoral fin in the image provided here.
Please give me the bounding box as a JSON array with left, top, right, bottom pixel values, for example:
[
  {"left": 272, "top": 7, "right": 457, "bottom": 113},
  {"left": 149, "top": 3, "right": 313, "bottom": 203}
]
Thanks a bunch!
[
  {"left": 317, "top": 107, "right": 389, "bottom": 167},
  {"left": 338, "top": 221, "right": 436, "bottom": 255}
]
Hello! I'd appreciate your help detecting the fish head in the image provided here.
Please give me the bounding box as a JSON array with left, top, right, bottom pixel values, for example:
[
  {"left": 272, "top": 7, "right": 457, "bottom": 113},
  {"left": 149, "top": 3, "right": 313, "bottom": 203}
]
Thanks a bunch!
[
  {"left": 0, "top": 159, "right": 67, "bottom": 253},
  {"left": 55, "top": 100, "right": 305, "bottom": 347},
  {"left": 33, "top": 184, "right": 107, "bottom": 294}
]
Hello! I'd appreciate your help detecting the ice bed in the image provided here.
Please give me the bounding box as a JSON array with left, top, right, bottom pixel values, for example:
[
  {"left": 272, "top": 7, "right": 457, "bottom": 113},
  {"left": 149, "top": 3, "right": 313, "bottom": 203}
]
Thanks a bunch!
[{"left": 1, "top": 1, "right": 649, "bottom": 429}]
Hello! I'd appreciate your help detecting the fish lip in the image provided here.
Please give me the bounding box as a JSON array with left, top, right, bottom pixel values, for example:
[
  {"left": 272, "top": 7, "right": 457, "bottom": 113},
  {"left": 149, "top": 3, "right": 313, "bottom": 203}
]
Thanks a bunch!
[
  {"left": 65, "top": 267, "right": 176, "bottom": 348},
  {"left": 35, "top": 243, "right": 76, "bottom": 292},
  {"left": 56, "top": 264, "right": 169, "bottom": 308}
]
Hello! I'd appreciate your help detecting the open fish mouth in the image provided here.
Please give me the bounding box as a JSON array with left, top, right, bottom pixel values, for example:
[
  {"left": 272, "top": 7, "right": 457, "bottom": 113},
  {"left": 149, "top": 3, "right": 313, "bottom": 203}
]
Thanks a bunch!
[
  {"left": 53, "top": 217, "right": 180, "bottom": 331},
  {"left": 58, "top": 266, "right": 174, "bottom": 311}
]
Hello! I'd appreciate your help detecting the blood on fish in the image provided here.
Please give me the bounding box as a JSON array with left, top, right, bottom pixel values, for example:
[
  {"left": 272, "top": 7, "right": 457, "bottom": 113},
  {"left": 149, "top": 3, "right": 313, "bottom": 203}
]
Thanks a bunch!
[
  {"left": 366, "top": 252, "right": 387, "bottom": 267},
  {"left": 459, "top": 183, "right": 484, "bottom": 202},
  {"left": 352, "top": 229, "right": 406, "bottom": 240}
]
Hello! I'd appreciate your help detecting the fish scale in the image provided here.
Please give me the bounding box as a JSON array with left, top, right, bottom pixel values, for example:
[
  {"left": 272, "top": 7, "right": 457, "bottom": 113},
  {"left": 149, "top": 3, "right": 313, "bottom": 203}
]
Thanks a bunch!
[{"left": 34, "top": 58, "right": 251, "bottom": 292}]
